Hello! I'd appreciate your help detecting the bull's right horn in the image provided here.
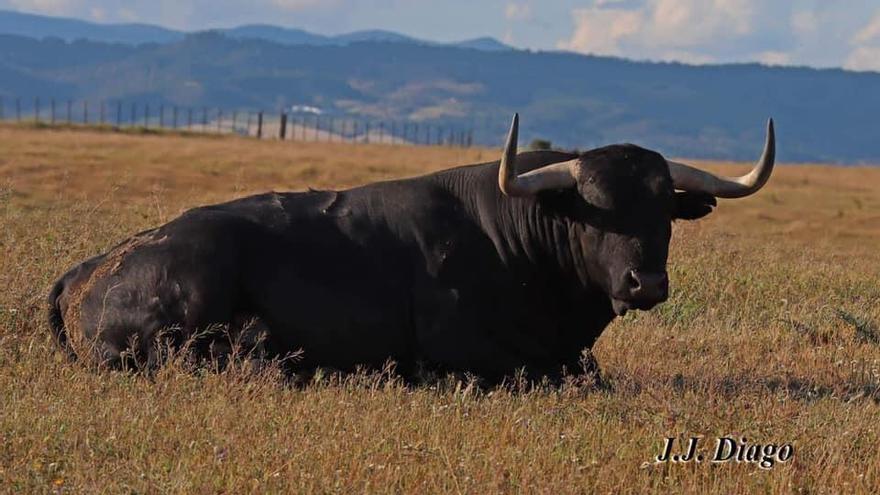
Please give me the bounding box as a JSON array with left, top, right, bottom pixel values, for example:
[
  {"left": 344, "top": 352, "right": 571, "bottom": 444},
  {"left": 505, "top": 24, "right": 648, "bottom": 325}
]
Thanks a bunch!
[{"left": 667, "top": 119, "right": 776, "bottom": 198}]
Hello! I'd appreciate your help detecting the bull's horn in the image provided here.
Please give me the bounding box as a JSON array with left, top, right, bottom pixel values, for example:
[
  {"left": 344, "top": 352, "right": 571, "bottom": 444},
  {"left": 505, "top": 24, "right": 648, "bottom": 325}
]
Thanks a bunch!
[
  {"left": 668, "top": 119, "right": 775, "bottom": 198},
  {"left": 498, "top": 113, "right": 578, "bottom": 197}
]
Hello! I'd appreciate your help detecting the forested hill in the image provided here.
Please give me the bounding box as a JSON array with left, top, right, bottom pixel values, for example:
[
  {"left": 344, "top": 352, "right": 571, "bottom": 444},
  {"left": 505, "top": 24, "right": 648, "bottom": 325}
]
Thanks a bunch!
[{"left": 1, "top": 29, "right": 879, "bottom": 162}]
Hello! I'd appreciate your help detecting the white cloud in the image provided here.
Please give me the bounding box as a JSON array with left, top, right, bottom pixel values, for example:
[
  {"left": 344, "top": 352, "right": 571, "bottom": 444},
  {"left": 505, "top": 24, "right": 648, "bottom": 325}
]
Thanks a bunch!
[
  {"left": 116, "top": 7, "right": 138, "bottom": 22},
  {"left": 554, "top": 0, "right": 857, "bottom": 67},
  {"left": 557, "top": 6, "right": 642, "bottom": 57},
  {"left": 558, "top": 0, "right": 760, "bottom": 62},
  {"left": 845, "top": 45, "right": 880, "bottom": 72},
  {"left": 8, "top": 0, "right": 76, "bottom": 15},
  {"left": 505, "top": 2, "right": 531, "bottom": 21},
  {"left": 756, "top": 50, "right": 791, "bottom": 66},
  {"left": 659, "top": 49, "right": 715, "bottom": 64},
  {"left": 845, "top": 10, "right": 880, "bottom": 72},
  {"left": 89, "top": 6, "right": 105, "bottom": 21},
  {"left": 852, "top": 11, "right": 880, "bottom": 44},
  {"left": 790, "top": 9, "right": 818, "bottom": 35},
  {"left": 502, "top": 28, "right": 514, "bottom": 45},
  {"left": 269, "top": 0, "right": 337, "bottom": 11}
]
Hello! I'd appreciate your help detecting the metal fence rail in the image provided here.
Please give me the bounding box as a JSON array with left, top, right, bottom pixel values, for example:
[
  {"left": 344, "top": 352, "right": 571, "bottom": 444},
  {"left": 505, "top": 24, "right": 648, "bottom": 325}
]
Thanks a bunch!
[{"left": 0, "top": 96, "right": 475, "bottom": 148}]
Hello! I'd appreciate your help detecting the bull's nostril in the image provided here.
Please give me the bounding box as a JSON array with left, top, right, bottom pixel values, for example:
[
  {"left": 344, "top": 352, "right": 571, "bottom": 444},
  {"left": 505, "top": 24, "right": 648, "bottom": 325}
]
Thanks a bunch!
[
  {"left": 627, "top": 270, "right": 668, "bottom": 301},
  {"left": 628, "top": 270, "right": 642, "bottom": 292}
]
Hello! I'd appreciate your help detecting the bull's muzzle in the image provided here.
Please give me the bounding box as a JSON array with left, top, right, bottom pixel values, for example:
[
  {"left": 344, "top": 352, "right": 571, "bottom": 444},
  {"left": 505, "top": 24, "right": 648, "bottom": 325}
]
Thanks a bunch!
[
  {"left": 612, "top": 269, "right": 669, "bottom": 316},
  {"left": 626, "top": 269, "right": 669, "bottom": 304}
]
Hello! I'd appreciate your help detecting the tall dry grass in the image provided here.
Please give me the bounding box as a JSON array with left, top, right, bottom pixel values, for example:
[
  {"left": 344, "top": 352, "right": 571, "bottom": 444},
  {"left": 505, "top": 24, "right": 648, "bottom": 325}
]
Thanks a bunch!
[{"left": 1, "top": 124, "right": 879, "bottom": 493}]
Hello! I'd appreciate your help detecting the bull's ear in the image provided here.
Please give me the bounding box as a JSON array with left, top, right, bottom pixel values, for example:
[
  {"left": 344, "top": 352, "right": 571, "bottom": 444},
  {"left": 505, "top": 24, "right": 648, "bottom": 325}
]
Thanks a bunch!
[{"left": 674, "top": 191, "right": 717, "bottom": 220}]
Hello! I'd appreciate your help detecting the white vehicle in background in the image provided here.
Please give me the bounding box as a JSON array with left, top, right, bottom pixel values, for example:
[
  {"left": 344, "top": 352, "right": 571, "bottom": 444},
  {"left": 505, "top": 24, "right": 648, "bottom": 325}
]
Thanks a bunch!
[{"left": 289, "top": 105, "right": 323, "bottom": 115}]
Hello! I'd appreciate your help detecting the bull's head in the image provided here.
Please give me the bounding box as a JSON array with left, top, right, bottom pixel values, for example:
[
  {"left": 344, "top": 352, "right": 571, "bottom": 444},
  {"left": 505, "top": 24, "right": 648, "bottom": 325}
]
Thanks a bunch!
[{"left": 498, "top": 114, "right": 775, "bottom": 316}]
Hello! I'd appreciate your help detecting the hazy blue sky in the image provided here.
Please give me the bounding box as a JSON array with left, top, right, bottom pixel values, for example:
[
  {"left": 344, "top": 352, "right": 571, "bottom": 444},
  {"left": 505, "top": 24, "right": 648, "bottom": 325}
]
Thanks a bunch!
[{"left": 3, "top": 0, "right": 880, "bottom": 71}]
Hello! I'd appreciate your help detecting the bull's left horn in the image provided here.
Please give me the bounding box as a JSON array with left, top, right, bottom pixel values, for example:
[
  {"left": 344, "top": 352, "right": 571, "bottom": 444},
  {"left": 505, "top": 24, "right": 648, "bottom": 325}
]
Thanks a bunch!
[
  {"left": 668, "top": 118, "right": 775, "bottom": 198},
  {"left": 498, "top": 113, "right": 577, "bottom": 197}
]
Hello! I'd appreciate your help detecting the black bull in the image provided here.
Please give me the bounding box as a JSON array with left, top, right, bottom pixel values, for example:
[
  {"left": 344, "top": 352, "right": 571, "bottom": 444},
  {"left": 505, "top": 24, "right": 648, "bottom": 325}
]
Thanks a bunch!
[{"left": 48, "top": 115, "right": 775, "bottom": 382}]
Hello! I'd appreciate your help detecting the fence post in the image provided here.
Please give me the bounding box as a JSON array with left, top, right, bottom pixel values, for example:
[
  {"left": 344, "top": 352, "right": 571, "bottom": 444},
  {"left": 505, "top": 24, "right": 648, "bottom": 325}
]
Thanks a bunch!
[
  {"left": 201, "top": 107, "right": 208, "bottom": 131},
  {"left": 364, "top": 122, "right": 370, "bottom": 144},
  {"left": 187, "top": 108, "right": 193, "bottom": 130},
  {"left": 279, "top": 111, "right": 287, "bottom": 140},
  {"left": 232, "top": 112, "right": 237, "bottom": 134},
  {"left": 246, "top": 112, "right": 252, "bottom": 136},
  {"left": 256, "top": 111, "right": 263, "bottom": 139},
  {"left": 413, "top": 123, "right": 419, "bottom": 145}
]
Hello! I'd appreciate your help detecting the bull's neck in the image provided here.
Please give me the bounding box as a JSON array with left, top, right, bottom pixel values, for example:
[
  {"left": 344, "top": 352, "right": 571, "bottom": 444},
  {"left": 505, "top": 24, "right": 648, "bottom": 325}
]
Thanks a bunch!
[
  {"left": 437, "top": 164, "right": 595, "bottom": 292},
  {"left": 497, "top": 193, "right": 594, "bottom": 290}
]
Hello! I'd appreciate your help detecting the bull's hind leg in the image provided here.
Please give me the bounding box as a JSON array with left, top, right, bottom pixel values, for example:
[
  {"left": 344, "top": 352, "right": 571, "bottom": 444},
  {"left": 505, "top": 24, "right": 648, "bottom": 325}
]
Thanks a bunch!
[
  {"left": 51, "top": 228, "right": 256, "bottom": 369},
  {"left": 49, "top": 253, "right": 106, "bottom": 360}
]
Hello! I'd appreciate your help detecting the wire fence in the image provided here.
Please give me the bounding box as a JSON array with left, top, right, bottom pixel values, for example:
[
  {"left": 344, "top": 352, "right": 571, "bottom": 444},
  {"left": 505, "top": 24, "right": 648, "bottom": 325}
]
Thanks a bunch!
[{"left": 0, "top": 96, "right": 475, "bottom": 148}]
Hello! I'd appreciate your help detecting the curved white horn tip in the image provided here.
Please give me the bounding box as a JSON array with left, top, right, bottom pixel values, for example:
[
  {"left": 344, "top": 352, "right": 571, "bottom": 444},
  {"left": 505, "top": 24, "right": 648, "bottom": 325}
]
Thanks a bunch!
[
  {"left": 503, "top": 113, "right": 520, "bottom": 159},
  {"left": 764, "top": 117, "right": 776, "bottom": 159},
  {"left": 508, "top": 113, "right": 519, "bottom": 143}
]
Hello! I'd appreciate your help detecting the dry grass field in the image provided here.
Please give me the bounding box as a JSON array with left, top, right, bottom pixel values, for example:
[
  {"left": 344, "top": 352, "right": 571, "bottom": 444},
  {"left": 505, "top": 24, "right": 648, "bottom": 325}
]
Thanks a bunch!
[{"left": 1, "top": 124, "right": 879, "bottom": 493}]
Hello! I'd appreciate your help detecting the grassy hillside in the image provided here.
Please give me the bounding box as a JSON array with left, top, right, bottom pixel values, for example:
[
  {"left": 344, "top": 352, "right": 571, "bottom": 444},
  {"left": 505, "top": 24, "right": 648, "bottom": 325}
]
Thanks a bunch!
[{"left": 1, "top": 126, "right": 879, "bottom": 492}]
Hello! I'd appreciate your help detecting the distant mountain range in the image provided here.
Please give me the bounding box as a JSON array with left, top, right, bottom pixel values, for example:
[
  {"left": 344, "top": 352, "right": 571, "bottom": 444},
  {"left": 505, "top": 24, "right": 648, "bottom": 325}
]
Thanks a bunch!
[
  {"left": 0, "top": 9, "right": 879, "bottom": 163},
  {"left": 0, "top": 9, "right": 512, "bottom": 51}
]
